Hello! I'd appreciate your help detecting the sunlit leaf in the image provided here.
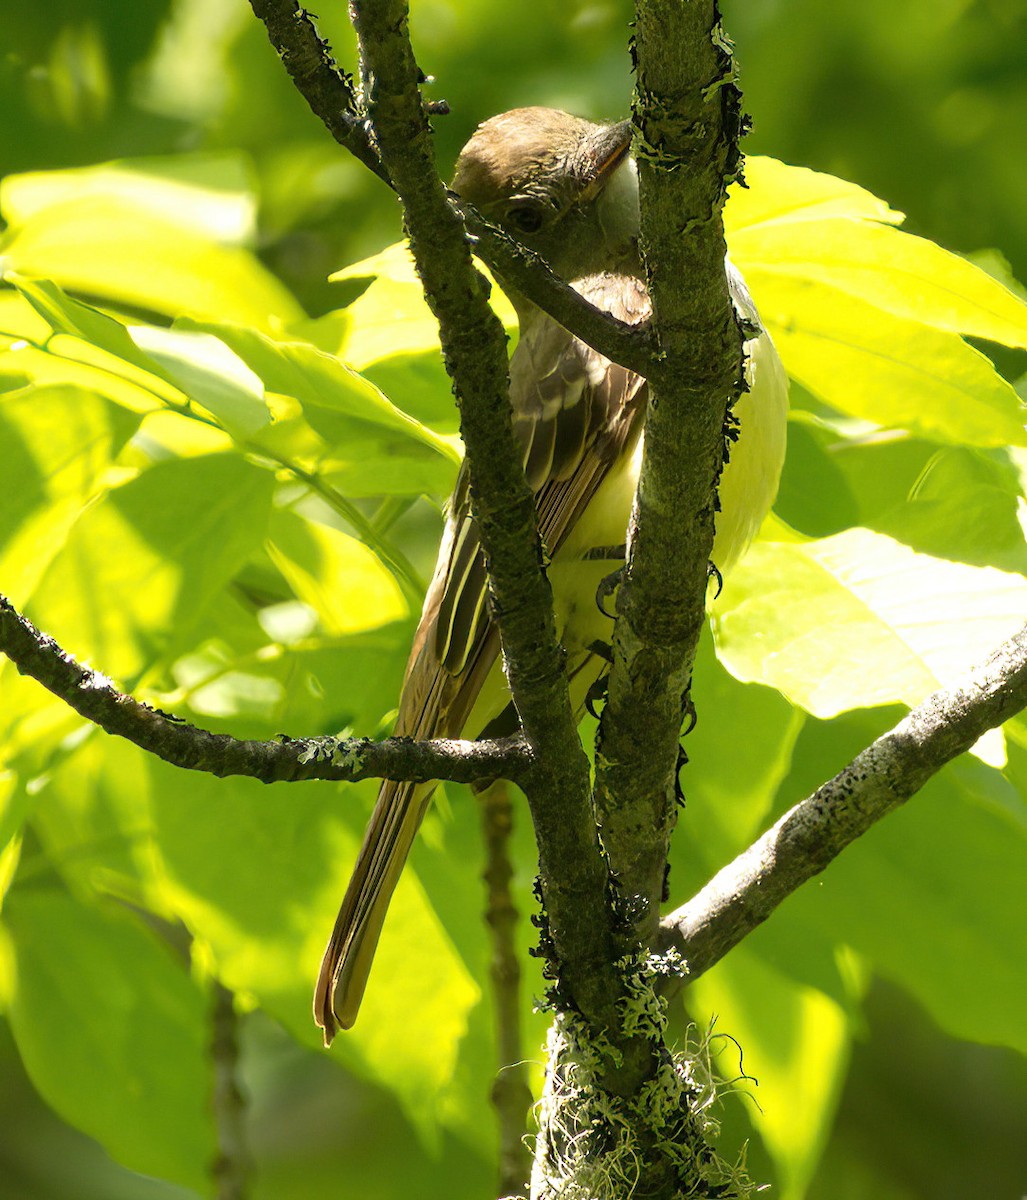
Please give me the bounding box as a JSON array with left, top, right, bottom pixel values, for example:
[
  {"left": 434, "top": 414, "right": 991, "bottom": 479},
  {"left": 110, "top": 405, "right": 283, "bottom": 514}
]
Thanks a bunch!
[
  {"left": 0, "top": 336, "right": 168, "bottom": 414},
  {"left": 26, "top": 453, "right": 274, "bottom": 682},
  {"left": 178, "top": 316, "right": 461, "bottom": 497},
  {"left": 0, "top": 288, "right": 52, "bottom": 345},
  {"left": 1, "top": 153, "right": 258, "bottom": 245},
  {"left": 1, "top": 195, "right": 302, "bottom": 328},
  {"left": 128, "top": 324, "right": 270, "bottom": 439},
  {"left": 328, "top": 240, "right": 517, "bottom": 369},
  {"left": 688, "top": 946, "right": 854, "bottom": 1200},
  {"left": 180, "top": 316, "right": 457, "bottom": 454},
  {"left": 0, "top": 383, "right": 140, "bottom": 604},
  {"left": 714, "top": 527, "right": 1027, "bottom": 719},
  {"left": 728, "top": 157, "right": 903, "bottom": 231},
  {"left": 746, "top": 271, "right": 1026, "bottom": 447},
  {"left": 733, "top": 217, "right": 1027, "bottom": 349},
  {"left": 267, "top": 509, "right": 408, "bottom": 635},
  {"left": 328, "top": 242, "right": 444, "bottom": 367}
]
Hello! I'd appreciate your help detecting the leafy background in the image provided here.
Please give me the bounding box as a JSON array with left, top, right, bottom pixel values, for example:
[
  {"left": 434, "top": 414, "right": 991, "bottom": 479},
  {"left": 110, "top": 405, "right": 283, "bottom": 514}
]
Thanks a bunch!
[{"left": 1, "top": 1, "right": 1026, "bottom": 1198}]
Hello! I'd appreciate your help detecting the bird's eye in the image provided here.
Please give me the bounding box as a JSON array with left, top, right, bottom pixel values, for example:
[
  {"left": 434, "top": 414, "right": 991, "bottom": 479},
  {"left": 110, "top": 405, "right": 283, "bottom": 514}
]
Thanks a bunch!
[{"left": 506, "top": 203, "right": 544, "bottom": 235}]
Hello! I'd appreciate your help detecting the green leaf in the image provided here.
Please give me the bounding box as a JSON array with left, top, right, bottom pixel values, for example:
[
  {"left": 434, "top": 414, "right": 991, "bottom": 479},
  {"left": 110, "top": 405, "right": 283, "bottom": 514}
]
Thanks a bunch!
[
  {"left": 669, "top": 629, "right": 805, "bottom": 882},
  {"left": 2, "top": 277, "right": 187, "bottom": 414},
  {"left": 1, "top": 194, "right": 302, "bottom": 328},
  {"left": 870, "top": 446, "right": 1027, "bottom": 575},
  {"left": 8, "top": 277, "right": 273, "bottom": 440},
  {"left": 1, "top": 888, "right": 214, "bottom": 1191},
  {"left": 148, "top": 760, "right": 482, "bottom": 1140},
  {"left": 9, "top": 275, "right": 185, "bottom": 400},
  {"left": 1, "top": 153, "right": 259, "bottom": 245},
  {"left": 728, "top": 156, "right": 903, "bottom": 231},
  {"left": 178, "top": 316, "right": 461, "bottom": 497},
  {"left": 267, "top": 509, "right": 409, "bottom": 635},
  {"left": 0, "top": 288, "right": 53, "bottom": 345},
  {"left": 777, "top": 419, "right": 1027, "bottom": 574},
  {"left": 27, "top": 734, "right": 167, "bottom": 915},
  {"left": 0, "top": 772, "right": 25, "bottom": 861},
  {"left": 179, "top": 316, "right": 458, "bottom": 456},
  {"left": 329, "top": 242, "right": 446, "bottom": 368},
  {"left": 733, "top": 217, "right": 1027, "bottom": 349},
  {"left": 25, "top": 453, "right": 274, "bottom": 682},
  {"left": 0, "top": 335, "right": 168, "bottom": 414},
  {"left": 0, "top": 383, "right": 140, "bottom": 605},
  {"left": 745, "top": 271, "right": 1027, "bottom": 447},
  {"left": 328, "top": 240, "right": 517, "bottom": 370},
  {"left": 128, "top": 324, "right": 270, "bottom": 440},
  {"left": 714, "top": 528, "right": 1027, "bottom": 721}
]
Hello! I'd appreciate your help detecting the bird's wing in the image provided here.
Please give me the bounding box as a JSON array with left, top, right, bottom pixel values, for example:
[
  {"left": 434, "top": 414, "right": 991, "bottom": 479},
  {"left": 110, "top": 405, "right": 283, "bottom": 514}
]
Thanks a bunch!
[{"left": 404, "top": 270, "right": 650, "bottom": 739}]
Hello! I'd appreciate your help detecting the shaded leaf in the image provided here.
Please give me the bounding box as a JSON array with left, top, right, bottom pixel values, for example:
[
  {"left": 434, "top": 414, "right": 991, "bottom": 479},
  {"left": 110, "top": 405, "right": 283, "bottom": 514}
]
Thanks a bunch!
[{"left": 2, "top": 889, "right": 214, "bottom": 1191}]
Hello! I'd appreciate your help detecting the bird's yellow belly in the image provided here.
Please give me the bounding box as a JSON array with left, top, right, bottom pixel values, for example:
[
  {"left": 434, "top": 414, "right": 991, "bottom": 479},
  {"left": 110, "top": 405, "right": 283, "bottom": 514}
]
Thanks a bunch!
[
  {"left": 553, "top": 330, "right": 788, "bottom": 654},
  {"left": 466, "top": 331, "right": 787, "bottom": 735}
]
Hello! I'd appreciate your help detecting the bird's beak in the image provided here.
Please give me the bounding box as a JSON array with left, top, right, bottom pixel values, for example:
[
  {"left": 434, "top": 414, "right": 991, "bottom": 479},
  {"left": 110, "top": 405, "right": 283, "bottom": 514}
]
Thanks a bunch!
[{"left": 579, "top": 119, "right": 634, "bottom": 203}]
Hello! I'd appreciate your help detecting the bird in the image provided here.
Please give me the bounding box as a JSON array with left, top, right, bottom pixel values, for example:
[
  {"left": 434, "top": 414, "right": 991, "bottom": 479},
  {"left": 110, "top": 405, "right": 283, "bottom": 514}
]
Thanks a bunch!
[{"left": 314, "top": 107, "right": 789, "bottom": 1043}]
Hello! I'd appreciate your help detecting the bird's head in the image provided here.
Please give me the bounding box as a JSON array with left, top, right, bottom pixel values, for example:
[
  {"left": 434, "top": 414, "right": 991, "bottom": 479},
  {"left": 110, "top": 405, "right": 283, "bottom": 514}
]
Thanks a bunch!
[{"left": 452, "top": 107, "right": 640, "bottom": 284}]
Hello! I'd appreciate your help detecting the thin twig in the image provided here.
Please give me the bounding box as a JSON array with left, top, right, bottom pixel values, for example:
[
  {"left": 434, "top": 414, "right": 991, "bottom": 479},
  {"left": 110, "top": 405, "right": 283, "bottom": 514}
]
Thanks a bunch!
[
  {"left": 210, "top": 983, "right": 252, "bottom": 1200},
  {"left": 0, "top": 595, "right": 532, "bottom": 786},
  {"left": 480, "top": 780, "right": 533, "bottom": 1198},
  {"left": 659, "top": 622, "right": 1027, "bottom": 988}
]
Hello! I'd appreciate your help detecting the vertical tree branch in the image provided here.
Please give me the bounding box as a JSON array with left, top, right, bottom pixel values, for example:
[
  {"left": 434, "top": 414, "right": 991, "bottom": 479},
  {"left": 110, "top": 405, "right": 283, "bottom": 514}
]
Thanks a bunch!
[
  {"left": 481, "top": 780, "right": 534, "bottom": 1197},
  {"left": 347, "top": 0, "right": 626, "bottom": 1041},
  {"left": 210, "top": 983, "right": 252, "bottom": 1200},
  {"left": 594, "top": 0, "right": 746, "bottom": 945}
]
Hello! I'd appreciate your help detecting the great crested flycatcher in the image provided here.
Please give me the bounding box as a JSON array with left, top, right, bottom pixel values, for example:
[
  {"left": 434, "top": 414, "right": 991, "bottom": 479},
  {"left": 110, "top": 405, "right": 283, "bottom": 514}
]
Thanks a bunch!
[{"left": 315, "top": 107, "right": 789, "bottom": 1042}]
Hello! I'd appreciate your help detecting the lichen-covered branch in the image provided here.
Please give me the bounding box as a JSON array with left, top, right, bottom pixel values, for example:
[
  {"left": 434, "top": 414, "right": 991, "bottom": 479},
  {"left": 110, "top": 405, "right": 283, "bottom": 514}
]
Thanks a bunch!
[
  {"left": 659, "top": 623, "right": 1027, "bottom": 987},
  {"left": 0, "top": 596, "right": 530, "bottom": 786},
  {"left": 594, "top": 0, "right": 745, "bottom": 968},
  {"left": 246, "top": 0, "right": 385, "bottom": 181},
  {"left": 248, "top": 0, "right": 649, "bottom": 376},
  {"left": 347, "top": 0, "right": 623, "bottom": 1037}
]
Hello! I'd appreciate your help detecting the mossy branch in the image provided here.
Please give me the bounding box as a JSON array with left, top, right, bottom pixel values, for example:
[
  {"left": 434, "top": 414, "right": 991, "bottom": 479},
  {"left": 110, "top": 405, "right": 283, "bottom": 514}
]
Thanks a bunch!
[{"left": 0, "top": 596, "right": 531, "bottom": 787}]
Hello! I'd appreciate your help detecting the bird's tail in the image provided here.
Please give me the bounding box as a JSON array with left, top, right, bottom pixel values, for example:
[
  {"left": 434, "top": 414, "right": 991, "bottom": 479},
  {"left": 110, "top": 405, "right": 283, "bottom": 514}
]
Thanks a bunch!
[{"left": 314, "top": 776, "right": 435, "bottom": 1044}]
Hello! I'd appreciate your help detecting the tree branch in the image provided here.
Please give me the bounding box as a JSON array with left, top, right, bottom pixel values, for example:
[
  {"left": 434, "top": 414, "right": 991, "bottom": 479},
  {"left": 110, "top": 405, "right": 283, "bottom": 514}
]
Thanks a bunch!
[
  {"left": 246, "top": 0, "right": 385, "bottom": 182},
  {"left": 0, "top": 595, "right": 531, "bottom": 786},
  {"left": 209, "top": 983, "right": 252, "bottom": 1200},
  {"left": 247, "top": 0, "right": 651, "bottom": 376},
  {"left": 659, "top": 623, "right": 1027, "bottom": 987},
  {"left": 347, "top": 0, "right": 627, "bottom": 1038},
  {"left": 594, "top": 2, "right": 746, "bottom": 947},
  {"left": 480, "top": 780, "right": 533, "bottom": 1198}
]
